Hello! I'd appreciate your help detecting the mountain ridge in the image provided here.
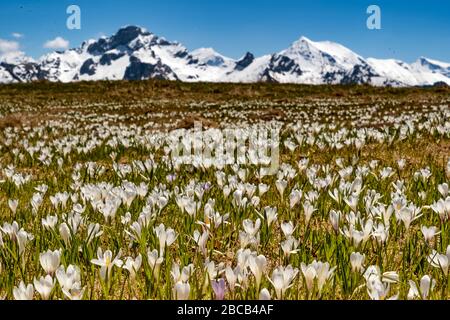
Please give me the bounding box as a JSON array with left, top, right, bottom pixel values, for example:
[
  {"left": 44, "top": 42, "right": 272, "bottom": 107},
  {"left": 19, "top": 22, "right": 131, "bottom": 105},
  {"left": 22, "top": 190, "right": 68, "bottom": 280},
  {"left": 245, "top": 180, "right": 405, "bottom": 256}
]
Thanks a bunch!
[{"left": 1, "top": 25, "right": 449, "bottom": 87}]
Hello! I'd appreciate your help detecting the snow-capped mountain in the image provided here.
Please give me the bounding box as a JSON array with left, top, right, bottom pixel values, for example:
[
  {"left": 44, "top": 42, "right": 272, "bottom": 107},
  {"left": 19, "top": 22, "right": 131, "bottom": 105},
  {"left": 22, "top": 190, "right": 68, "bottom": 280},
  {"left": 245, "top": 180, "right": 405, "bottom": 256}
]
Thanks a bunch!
[
  {"left": 411, "top": 57, "right": 450, "bottom": 79},
  {"left": 1, "top": 25, "right": 449, "bottom": 87}
]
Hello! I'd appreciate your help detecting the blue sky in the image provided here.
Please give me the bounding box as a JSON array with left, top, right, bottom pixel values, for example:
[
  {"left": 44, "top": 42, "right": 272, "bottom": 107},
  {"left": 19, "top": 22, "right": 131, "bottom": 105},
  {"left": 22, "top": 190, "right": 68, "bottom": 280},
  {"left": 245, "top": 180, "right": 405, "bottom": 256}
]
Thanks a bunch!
[{"left": 0, "top": 0, "right": 449, "bottom": 62}]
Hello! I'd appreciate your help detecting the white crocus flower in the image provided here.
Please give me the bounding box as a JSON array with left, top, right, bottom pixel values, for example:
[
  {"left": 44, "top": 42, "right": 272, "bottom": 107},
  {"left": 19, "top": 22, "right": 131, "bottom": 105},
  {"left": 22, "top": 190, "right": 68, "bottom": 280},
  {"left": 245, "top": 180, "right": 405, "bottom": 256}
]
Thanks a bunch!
[
  {"left": 30, "top": 193, "right": 44, "bottom": 215},
  {"left": 303, "top": 201, "right": 317, "bottom": 225},
  {"left": 242, "top": 218, "right": 261, "bottom": 237},
  {"left": 438, "top": 183, "right": 449, "bottom": 197},
  {"left": 301, "top": 260, "right": 336, "bottom": 294},
  {"left": 56, "top": 265, "right": 81, "bottom": 291},
  {"left": 258, "top": 183, "right": 269, "bottom": 196},
  {"left": 350, "top": 252, "right": 365, "bottom": 273},
  {"left": 248, "top": 254, "right": 267, "bottom": 289},
  {"left": 59, "top": 223, "right": 71, "bottom": 246},
  {"left": 289, "top": 189, "right": 302, "bottom": 208},
  {"left": 363, "top": 265, "right": 399, "bottom": 300},
  {"left": 430, "top": 197, "right": 450, "bottom": 221},
  {"left": 398, "top": 205, "right": 422, "bottom": 230},
  {"left": 281, "top": 237, "right": 300, "bottom": 257},
  {"left": 328, "top": 188, "right": 342, "bottom": 205},
  {"left": 13, "top": 281, "right": 34, "bottom": 300},
  {"left": 281, "top": 221, "right": 295, "bottom": 238},
  {"left": 269, "top": 265, "right": 299, "bottom": 300},
  {"left": 363, "top": 265, "right": 399, "bottom": 284},
  {"left": 225, "top": 266, "right": 238, "bottom": 293},
  {"left": 90, "top": 248, "right": 123, "bottom": 280},
  {"left": 397, "top": 159, "right": 406, "bottom": 170},
  {"left": 275, "top": 179, "right": 287, "bottom": 198},
  {"left": 259, "top": 288, "right": 271, "bottom": 300},
  {"left": 1, "top": 221, "right": 19, "bottom": 241},
  {"left": 344, "top": 195, "right": 359, "bottom": 212},
  {"left": 171, "top": 263, "right": 194, "bottom": 284},
  {"left": 123, "top": 254, "right": 142, "bottom": 280},
  {"left": 8, "top": 199, "right": 18, "bottom": 215},
  {"left": 147, "top": 249, "right": 164, "bottom": 280},
  {"left": 366, "top": 277, "right": 397, "bottom": 300},
  {"left": 17, "top": 229, "right": 33, "bottom": 256},
  {"left": 301, "top": 263, "right": 316, "bottom": 292},
  {"left": 421, "top": 226, "right": 440, "bottom": 243},
  {"left": 407, "top": 275, "right": 435, "bottom": 300},
  {"left": 62, "top": 282, "right": 85, "bottom": 300},
  {"left": 329, "top": 210, "right": 341, "bottom": 232},
  {"left": 262, "top": 206, "right": 278, "bottom": 228},
  {"left": 154, "top": 223, "right": 177, "bottom": 256},
  {"left": 42, "top": 215, "right": 58, "bottom": 231},
  {"left": 40, "top": 249, "right": 61, "bottom": 275},
  {"left": 193, "top": 229, "right": 209, "bottom": 256},
  {"left": 34, "top": 275, "right": 55, "bottom": 300},
  {"left": 174, "top": 281, "right": 190, "bottom": 300},
  {"left": 427, "top": 246, "right": 450, "bottom": 275}
]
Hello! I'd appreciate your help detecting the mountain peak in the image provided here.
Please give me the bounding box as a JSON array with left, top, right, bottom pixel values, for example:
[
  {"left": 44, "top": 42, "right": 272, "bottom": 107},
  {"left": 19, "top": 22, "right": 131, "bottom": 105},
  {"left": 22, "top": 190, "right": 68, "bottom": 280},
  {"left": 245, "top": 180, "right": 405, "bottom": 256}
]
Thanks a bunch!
[
  {"left": 290, "top": 36, "right": 314, "bottom": 48},
  {"left": 416, "top": 56, "right": 434, "bottom": 66},
  {"left": 412, "top": 56, "right": 450, "bottom": 79},
  {"left": 190, "top": 48, "right": 230, "bottom": 67},
  {"left": 85, "top": 25, "right": 155, "bottom": 55},
  {"left": 116, "top": 25, "right": 151, "bottom": 37},
  {"left": 235, "top": 52, "right": 255, "bottom": 71},
  {"left": 191, "top": 47, "right": 220, "bottom": 55},
  {"left": 299, "top": 36, "right": 313, "bottom": 42},
  {"left": 111, "top": 25, "right": 152, "bottom": 45},
  {"left": 417, "top": 56, "right": 450, "bottom": 68},
  {"left": 240, "top": 52, "right": 255, "bottom": 60}
]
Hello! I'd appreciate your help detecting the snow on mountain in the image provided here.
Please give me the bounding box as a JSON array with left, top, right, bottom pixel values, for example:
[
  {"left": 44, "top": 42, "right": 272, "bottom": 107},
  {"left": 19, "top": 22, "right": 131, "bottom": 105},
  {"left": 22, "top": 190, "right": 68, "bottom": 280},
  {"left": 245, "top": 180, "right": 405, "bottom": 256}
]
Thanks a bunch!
[
  {"left": 411, "top": 57, "right": 450, "bottom": 79},
  {"left": 228, "top": 37, "right": 376, "bottom": 85},
  {"left": 0, "top": 25, "right": 449, "bottom": 87},
  {"left": 39, "top": 42, "right": 94, "bottom": 82},
  {"left": 367, "top": 58, "right": 450, "bottom": 86},
  {"left": 280, "top": 36, "right": 364, "bottom": 75},
  {"left": 0, "top": 65, "right": 15, "bottom": 83},
  {"left": 190, "top": 48, "right": 233, "bottom": 67},
  {"left": 151, "top": 45, "right": 235, "bottom": 82},
  {"left": 367, "top": 58, "right": 420, "bottom": 86},
  {"left": 225, "top": 55, "right": 272, "bottom": 83}
]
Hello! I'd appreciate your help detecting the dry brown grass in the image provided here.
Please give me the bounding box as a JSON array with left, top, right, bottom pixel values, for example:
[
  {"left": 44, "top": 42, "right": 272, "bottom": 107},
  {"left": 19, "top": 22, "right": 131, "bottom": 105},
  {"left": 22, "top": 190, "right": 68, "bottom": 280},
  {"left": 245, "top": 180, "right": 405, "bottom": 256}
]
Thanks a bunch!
[
  {"left": 176, "top": 115, "right": 219, "bottom": 129},
  {"left": 0, "top": 80, "right": 449, "bottom": 107}
]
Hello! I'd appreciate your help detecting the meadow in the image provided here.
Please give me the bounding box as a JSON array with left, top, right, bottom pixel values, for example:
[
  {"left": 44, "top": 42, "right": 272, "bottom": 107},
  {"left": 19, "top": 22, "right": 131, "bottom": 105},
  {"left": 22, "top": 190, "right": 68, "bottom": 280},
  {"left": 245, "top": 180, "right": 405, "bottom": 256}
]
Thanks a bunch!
[{"left": 0, "top": 80, "right": 449, "bottom": 300}]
